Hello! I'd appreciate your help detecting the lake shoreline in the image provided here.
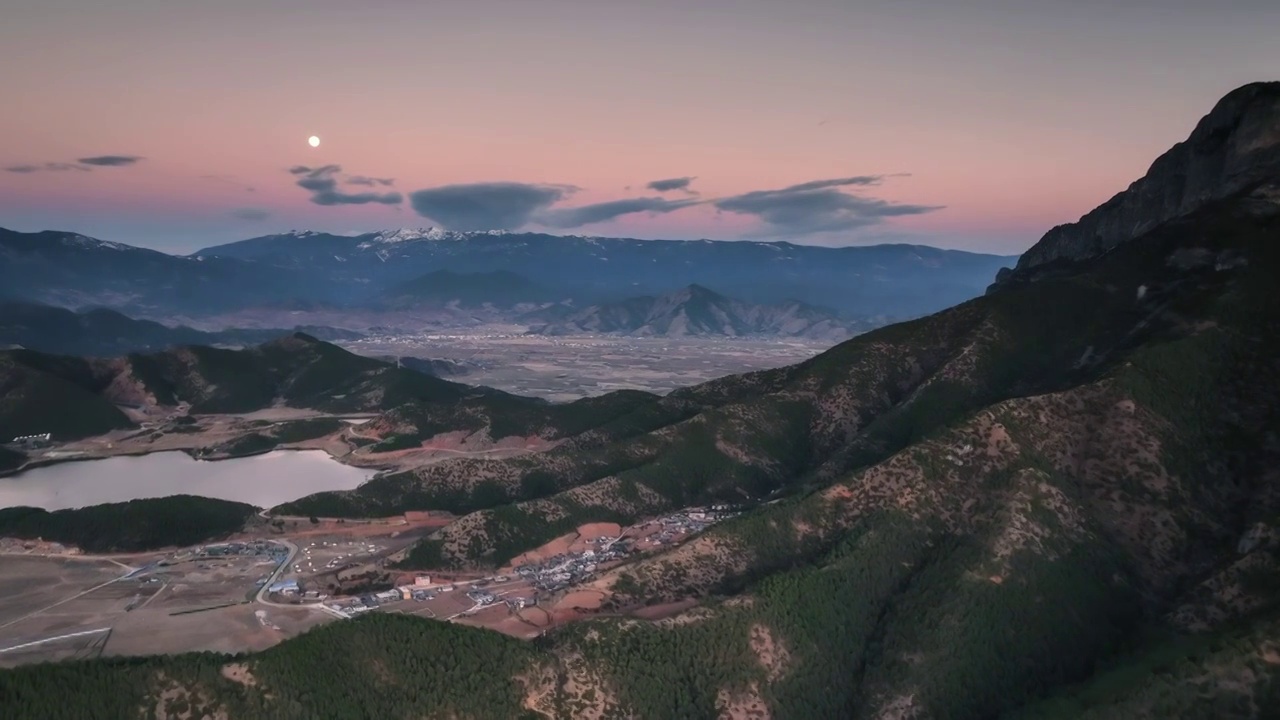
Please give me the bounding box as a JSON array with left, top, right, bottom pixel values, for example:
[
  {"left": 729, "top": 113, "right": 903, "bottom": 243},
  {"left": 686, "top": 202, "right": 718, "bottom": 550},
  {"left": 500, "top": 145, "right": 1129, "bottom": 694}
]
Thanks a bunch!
[{"left": 0, "top": 450, "right": 380, "bottom": 512}]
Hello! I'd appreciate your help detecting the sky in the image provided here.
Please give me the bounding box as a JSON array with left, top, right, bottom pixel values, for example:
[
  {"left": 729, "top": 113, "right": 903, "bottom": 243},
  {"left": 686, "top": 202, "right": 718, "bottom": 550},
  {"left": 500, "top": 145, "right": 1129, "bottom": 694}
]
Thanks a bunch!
[{"left": 1, "top": 0, "right": 1277, "bottom": 255}]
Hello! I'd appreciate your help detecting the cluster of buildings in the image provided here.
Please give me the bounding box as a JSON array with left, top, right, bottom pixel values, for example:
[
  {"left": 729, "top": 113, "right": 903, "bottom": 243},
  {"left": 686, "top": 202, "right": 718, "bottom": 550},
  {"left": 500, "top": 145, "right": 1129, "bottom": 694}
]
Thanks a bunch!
[
  {"left": 324, "top": 575, "right": 436, "bottom": 616},
  {"left": 8, "top": 433, "right": 51, "bottom": 449},
  {"left": 196, "top": 541, "right": 288, "bottom": 560},
  {"left": 649, "top": 505, "right": 741, "bottom": 543},
  {"left": 515, "top": 540, "right": 628, "bottom": 592}
]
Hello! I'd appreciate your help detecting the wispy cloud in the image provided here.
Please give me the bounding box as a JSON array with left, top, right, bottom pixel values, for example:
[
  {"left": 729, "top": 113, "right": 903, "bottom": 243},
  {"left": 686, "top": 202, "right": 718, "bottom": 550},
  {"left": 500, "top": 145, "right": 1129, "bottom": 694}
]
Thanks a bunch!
[
  {"left": 229, "top": 207, "right": 271, "bottom": 221},
  {"left": 408, "top": 182, "right": 575, "bottom": 231},
  {"left": 646, "top": 176, "right": 697, "bottom": 194},
  {"left": 713, "top": 175, "right": 941, "bottom": 235},
  {"left": 347, "top": 175, "right": 395, "bottom": 187},
  {"left": 77, "top": 155, "right": 143, "bottom": 167},
  {"left": 537, "top": 196, "right": 703, "bottom": 229},
  {"left": 7, "top": 155, "right": 145, "bottom": 173},
  {"left": 288, "top": 165, "right": 402, "bottom": 206},
  {"left": 5, "top": 162, "right": 90, "bottom": 173}
]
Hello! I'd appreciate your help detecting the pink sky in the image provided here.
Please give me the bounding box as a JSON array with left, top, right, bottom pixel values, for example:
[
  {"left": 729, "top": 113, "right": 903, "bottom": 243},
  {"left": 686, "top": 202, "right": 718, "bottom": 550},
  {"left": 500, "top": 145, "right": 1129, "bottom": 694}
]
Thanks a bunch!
[{"left": 2, "top": 0, "right": 1278, "bottom": 253}]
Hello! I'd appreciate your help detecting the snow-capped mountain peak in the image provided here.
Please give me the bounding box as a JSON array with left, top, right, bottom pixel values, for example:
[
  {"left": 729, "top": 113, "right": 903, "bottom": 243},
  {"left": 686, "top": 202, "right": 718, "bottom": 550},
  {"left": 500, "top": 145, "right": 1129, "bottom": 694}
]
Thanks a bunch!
[
  {"left": 61, "top": 233, "right": 129, "bottom": 251},
  {"left": 369, "top": 228, "right": 439, "bottom": 244}
]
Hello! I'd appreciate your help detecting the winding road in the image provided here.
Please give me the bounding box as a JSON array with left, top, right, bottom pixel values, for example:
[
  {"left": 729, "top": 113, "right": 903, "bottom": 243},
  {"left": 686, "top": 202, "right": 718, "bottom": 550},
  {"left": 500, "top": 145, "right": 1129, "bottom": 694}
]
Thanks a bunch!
[{"left": 254, "top": 540, "right": 300, "bottom": 607}]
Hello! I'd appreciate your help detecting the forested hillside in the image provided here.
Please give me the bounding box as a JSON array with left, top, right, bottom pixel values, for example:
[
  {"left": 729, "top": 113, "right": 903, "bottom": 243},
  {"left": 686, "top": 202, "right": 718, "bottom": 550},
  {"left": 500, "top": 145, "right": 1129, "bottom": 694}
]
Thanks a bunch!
[
  {"left": 2, "top": 82, "right": 1278, "bottom": 720},
  {"left": 0, "top": 496, "right": 257, "bottom": 552}
]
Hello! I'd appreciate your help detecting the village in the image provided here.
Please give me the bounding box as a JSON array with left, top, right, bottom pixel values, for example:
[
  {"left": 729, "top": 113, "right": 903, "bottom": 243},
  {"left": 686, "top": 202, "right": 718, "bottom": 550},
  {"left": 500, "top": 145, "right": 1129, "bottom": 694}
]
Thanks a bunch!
[
  {"left": 256, "top": 505, "right": 743, "bottom": 629},
  {"left": 0, "top": 504, "right": 742, "bottom": 666}
]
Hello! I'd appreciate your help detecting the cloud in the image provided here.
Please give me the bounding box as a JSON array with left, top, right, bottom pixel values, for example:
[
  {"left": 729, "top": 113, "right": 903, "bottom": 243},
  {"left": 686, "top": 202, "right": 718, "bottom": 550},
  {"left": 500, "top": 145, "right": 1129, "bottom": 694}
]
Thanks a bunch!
[
  {"left": 347, "top": 175, "right": 395, "bottom": 187},
  {"left": 646, "top": 176, "right": 697, "bottom": 193},
  {"left": 713, "top": 175, "right": 941, "bottom": 235},
  {"left": 77, "top": 155, "right": 143, "bottom": 167},
  {"left": 5, "top": 162, "right": 90, "bottom": 173},
  {"left": 538, "top": 196, "right": 703, "bottom": 229},
  {"left": 288, "top": 165, "right": 402, "bottom": 206},
  {"left": 229, "top": 207, "right": 271, "bottom": 221},
  {"left": 408, "top": 182, "right": 574, "bottom": 231}
]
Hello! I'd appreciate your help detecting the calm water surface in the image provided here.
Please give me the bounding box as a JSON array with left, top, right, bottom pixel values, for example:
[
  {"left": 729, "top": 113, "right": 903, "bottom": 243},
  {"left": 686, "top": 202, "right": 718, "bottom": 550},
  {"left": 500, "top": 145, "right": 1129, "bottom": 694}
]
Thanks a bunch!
[{"left": 0, "top": 450, "right": 376, "bottom": 510}]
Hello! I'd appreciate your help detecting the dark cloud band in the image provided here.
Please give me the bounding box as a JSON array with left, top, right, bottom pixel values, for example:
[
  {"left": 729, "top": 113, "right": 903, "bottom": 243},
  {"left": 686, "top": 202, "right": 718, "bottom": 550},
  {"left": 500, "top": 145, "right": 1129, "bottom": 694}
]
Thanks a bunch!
[
  {"left": 712, "top": 175, "right": 941, "bottom": 235},
  {"left": 77, "top": 155, "right": 143, "bottom": 167},
  {"left": 408, "top": 182, "right": 572, "bottom": 231},
  {"left": 646, "top": 176, "right": 696, "bottom": 193},
  {"left": 538, "top": 196, "right": 703, "bottom": 228},
  {"left": 288, "top": 165, "right": 402, "bottom": 206}
]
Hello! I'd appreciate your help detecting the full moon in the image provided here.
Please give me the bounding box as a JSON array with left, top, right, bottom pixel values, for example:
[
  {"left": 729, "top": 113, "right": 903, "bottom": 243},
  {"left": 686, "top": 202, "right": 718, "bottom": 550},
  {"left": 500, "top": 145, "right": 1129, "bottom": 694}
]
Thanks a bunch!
[{"left": 308, "top": 135, "right": 320, "bottom": 147}]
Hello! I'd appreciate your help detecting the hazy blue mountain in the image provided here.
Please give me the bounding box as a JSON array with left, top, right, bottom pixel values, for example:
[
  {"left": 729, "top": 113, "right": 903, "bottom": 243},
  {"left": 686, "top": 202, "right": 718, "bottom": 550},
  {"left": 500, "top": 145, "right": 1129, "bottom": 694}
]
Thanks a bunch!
[
  {"left": 0, "top": 301, "right": 362, "bottom": 356},
  {"left": 197, "top": 229, "right": 1017, "bottom": 318},
  {"left": 0, "top": 228, "right": 313, "bottom": 314},
  {"left": 3, "top": 225, "right": 1016, "bottom": 322}
]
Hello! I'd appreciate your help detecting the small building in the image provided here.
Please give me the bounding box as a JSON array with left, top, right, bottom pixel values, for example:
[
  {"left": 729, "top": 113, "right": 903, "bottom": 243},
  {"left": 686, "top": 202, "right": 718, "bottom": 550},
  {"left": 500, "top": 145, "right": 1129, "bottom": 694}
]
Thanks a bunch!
[
  {"left": 268, "top": 579, "right": 300, "bottom": 595},
  {"left": 11, "top": 433, "right": 52, "bottom": 449},
  {"left": 413, "top": 575, "right": 432, "bottom": 587}
]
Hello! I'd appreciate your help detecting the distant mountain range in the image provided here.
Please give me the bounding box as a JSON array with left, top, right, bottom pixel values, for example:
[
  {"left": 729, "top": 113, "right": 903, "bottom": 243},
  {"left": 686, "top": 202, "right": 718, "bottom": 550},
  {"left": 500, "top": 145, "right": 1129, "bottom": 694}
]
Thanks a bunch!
[
  {"left": 524, "top": 284, "right": 865, "bottom": 340},
  {"left": 381, "top": 269, "right": 556, "bottom": 309},
  {"left": 0, "top": 226, "right": 1017, "bottom": 324},
  {"left": 0, "top": 301, "right": 363, "bottom": 357},
  {"left": 0, "top": 228, "right": 310, "bottom": 313}
]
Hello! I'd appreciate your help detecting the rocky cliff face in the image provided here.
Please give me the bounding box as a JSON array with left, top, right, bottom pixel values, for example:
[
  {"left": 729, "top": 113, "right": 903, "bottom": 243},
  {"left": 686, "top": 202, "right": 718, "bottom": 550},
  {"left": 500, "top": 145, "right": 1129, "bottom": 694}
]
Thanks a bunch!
[{"left": 992, "top": 81, "right": 1280, "bottom": 289}]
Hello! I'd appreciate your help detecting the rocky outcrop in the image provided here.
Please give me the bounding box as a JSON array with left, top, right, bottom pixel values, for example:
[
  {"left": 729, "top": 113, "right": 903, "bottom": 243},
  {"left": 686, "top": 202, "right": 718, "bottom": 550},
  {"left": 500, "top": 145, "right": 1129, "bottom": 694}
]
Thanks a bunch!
[{"left": 992, "top": 81, "right": 1280, "bottom": 289}]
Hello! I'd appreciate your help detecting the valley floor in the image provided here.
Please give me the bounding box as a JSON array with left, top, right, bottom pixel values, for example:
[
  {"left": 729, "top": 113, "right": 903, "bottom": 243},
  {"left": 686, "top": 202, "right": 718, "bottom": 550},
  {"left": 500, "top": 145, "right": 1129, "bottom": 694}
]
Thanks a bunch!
[
  {"left": 341, "top": 331, "right": 831, "bottom": 401},
  {"left": 0, "top": 505, "right": 731, "bottom": 667}
]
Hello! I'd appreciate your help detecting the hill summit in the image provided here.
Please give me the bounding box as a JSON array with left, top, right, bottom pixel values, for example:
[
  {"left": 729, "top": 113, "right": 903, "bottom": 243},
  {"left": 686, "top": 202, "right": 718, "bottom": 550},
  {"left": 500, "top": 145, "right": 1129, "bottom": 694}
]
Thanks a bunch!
[{"left": 994, "top": 80, "right": 1280, "bottom": 289}]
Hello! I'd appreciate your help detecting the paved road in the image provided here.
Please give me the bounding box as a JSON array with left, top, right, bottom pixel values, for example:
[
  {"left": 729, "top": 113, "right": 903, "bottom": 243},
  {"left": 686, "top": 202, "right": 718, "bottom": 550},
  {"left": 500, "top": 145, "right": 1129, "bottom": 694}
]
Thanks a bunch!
[{"left": 254, "top": 540, "right": 299, "bottom": 607}]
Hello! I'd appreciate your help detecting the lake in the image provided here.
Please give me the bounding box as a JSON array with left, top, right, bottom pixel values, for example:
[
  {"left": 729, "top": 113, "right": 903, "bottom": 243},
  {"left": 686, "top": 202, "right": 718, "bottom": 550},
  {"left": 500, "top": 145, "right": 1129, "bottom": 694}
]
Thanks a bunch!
[{"left": 0, "top": 450, "right": 377, "bottom": 511}]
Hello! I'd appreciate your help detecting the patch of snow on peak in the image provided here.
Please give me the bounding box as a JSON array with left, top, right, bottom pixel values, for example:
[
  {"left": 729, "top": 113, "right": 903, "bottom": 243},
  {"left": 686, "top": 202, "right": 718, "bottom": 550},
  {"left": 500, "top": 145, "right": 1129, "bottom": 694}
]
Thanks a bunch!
[
  {"left": 64, "top": 234, "right": 128, "bottom": 251},
  {"left": 371, "top": 228, "right": 436, "bottom": 243}
]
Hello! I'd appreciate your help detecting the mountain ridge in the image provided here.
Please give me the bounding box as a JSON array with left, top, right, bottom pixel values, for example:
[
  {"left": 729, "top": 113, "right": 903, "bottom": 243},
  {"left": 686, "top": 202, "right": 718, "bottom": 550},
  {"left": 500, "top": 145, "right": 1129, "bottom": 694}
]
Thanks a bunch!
[
  {"left": 524, "top": 283, "right": 866, "bottom": 340},
  {"left": 0, "top": 300, "right": 363, "bottom": 356},
  {"left": 994, "top": 80, "right": 1280, "bottom": 289}
]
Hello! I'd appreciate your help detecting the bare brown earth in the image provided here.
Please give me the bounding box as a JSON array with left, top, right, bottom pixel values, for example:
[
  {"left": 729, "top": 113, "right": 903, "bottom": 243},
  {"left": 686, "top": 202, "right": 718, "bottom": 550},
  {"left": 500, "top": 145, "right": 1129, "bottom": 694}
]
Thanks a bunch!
[
  {"left": 632, "top": 598, "right": 700, "bottom": 622},
  {"left": 506, "top": 523, "right": 621, "bottom": 569},
  {"left": 555, "top": 590, "right": 606, "bottom": 612},
  {"left": 716, "top": 681, "right": 772, "bottom": 720},
  {"left": 749, "top": 624, "right": 791, "bottom": 683},
  {"left": 219, "top": 663, "right": 257, "bottom": 688}
]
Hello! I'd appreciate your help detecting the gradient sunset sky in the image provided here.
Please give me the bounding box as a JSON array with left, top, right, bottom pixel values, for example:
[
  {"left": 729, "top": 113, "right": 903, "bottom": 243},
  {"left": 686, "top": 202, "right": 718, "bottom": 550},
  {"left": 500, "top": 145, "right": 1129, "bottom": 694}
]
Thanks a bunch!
[{"left": 2, "top": 0, "right": 1277, "bottom": 254}]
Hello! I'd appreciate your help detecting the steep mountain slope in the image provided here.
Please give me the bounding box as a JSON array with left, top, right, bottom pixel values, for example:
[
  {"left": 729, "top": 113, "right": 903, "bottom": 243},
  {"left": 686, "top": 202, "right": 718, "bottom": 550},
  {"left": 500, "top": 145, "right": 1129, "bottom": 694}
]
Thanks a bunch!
[
  {"left": 993, "top": 80, "right": 1280, "bottom": 288},
  {"left": 0, "top": 350, "right": 135, "bottom": 441},
  {"left": 197, "top": 229, "right": 1016, "bottom": 318},
  {"left": 0, "top": 228, "right": 310, "bottom": 314},
  {"left": 523, "top": 284, "right": 863, "bottom": 339},
  {"left": 0, "top": 301, "right": 362, "bottom": 356},
  {"left": 4, "top": 83, "right": 1278, "bottom": 720},
  {"left": 267, "top": 85, "right": 1279, "bottom": 717}
]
